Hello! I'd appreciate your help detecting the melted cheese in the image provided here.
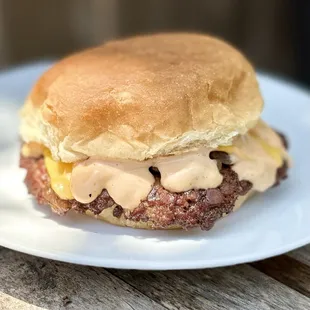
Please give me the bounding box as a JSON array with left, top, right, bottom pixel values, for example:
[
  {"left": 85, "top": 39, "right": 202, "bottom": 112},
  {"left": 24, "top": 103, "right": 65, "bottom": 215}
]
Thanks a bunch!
[
  {"left": 38, "top": 120, "right": 288, "bottom": 208},
  {"left": 250, "top": 135, "right": 283, "bottom": 166},
  {"left": 44, "top": 150, "right": 74, "bottom": 200}
]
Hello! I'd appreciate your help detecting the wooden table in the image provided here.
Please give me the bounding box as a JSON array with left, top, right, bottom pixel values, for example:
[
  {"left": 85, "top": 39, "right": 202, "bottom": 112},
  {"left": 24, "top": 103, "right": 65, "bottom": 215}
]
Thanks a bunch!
[{"left": 1, "top": 245, "right": 310, "bottom": 310}]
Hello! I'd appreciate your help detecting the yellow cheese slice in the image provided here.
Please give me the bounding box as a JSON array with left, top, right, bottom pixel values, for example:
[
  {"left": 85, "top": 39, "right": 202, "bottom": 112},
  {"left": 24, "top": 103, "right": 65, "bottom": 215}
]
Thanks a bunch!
[
  {"left": 254, "top": 138, "right": 283, "bottom": 166},
  {"left": 43, "top": 150, "right": 74, "bottom": 200}
]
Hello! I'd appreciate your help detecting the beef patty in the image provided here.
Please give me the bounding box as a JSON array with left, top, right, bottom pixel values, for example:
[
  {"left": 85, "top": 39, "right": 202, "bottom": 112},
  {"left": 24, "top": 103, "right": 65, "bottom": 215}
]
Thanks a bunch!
[{"left": 20, "top": 153, "right": 287, "bottom": 230}]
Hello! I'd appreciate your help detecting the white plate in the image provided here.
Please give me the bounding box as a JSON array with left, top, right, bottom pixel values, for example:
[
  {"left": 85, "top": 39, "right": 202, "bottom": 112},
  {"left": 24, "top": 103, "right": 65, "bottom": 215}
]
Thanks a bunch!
[{"left": 0, "top": 62, "right": 309, "bottom": 270}]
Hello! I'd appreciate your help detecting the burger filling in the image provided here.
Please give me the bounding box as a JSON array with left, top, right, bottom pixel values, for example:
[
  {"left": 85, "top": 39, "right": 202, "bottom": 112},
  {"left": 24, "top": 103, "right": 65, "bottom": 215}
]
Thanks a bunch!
[{"left": 20, "top": 120, "right": 289, "bottom": 230}]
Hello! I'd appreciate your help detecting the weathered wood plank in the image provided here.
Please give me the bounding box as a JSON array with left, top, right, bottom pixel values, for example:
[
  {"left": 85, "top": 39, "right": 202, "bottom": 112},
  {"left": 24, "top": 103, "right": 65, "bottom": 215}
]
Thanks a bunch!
[
  {"left": 0, "top": 292, "right": 44, "bottom": 310},
  {"left": 2, "top": 246, "right": 310, "bottom": 310},
  {"left": 0, "top": 248, "right": 166, "bottom": 310},
  {"left": 111, "top": 264, "right": 310, "bottom": 310},
  {"left": 289, "top": 245, "right": 310, "bottom": 266},
  {"left": 251, "top": 255, "right": 310, "bottom": 298}
]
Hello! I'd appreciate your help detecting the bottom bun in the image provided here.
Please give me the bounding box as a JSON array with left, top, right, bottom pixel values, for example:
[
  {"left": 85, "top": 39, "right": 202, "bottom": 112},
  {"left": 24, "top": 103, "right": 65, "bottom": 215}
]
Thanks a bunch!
[{"left": 85, "top": 189, "right": 255, "bottom": 230}]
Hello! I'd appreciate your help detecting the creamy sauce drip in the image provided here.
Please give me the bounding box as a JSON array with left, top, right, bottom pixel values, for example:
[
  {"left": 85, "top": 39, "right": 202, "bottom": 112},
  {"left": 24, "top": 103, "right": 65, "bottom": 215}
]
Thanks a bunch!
[
  {"left": 71, "top": 160, "right": 155, "bottom": 209},
  {"left": 156, "top": 150, "right": 223, "bottom": 192},
  {"left": 230, "top": 120, "right": 288, "bottom": 191},
  {"left": 71, "top": 149, "right": 222, "bottom": 209},
  {"left": 70, "top": 120, "right": 289, "bottom": 210}
]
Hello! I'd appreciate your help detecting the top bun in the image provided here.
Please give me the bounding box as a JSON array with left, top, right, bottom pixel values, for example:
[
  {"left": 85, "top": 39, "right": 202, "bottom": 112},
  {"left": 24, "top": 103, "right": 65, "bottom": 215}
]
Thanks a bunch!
[{"left": 20, "top": 33, "right": 263, "bottom": 162}]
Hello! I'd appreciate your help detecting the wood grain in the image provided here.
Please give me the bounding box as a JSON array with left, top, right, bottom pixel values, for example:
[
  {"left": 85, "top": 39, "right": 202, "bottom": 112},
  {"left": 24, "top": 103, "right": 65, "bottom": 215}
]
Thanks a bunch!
[
  {"left": 0, "top": 248, "right": 166, "bottom": 310},
  {"left": 111, "top": 263, "right": 310, "bottom": 310},
  {"left": 289, "top": 245, "right": 310, "bottom": 266},
  {"left": 0, "top": 292, "right": 44, "bottom": 310},
  {"left": 251, "top": 255, "right": 310, "bottom": 298},
  {"left": 2, "top": 245, "right": 310, "bottom": 309}
]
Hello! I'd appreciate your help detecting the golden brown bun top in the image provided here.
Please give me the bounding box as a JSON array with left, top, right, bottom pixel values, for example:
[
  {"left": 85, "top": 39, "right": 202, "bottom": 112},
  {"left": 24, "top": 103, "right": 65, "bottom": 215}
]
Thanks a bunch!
[{"left": 20, "top": 33, "right": 263, "bottom": 162}]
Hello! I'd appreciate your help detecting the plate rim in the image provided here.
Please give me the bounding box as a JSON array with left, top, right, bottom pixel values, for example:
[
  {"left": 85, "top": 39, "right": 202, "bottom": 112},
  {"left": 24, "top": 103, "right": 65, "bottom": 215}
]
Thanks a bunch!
[{"left": 1, "top": 235, "right": 310, "bottom": 270}]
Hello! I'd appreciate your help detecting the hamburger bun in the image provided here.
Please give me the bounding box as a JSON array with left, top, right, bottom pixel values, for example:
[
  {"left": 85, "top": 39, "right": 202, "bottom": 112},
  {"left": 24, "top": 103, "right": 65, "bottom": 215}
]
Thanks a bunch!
[{"left": 20, "top": 33, "right": 263, "bottom": 163}]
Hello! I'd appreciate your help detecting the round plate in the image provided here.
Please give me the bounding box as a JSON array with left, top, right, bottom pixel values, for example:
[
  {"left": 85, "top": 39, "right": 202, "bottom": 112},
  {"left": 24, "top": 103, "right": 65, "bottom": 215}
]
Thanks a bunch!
[{"left": 0, "top": 62, "right": 309, "bottom": 270}]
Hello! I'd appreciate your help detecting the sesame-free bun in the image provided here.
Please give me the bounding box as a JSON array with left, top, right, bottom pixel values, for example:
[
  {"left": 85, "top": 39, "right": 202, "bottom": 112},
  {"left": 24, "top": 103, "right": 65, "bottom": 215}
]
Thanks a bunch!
[{"left": 20, "top": 33, "right": 263, "bottom": 162}]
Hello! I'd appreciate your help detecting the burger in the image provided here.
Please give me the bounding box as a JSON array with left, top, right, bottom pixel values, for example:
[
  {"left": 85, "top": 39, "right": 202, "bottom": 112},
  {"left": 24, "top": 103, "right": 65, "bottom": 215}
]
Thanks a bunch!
[{"left": 19, "top": 33, "right": 290, "bottom": 230}]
